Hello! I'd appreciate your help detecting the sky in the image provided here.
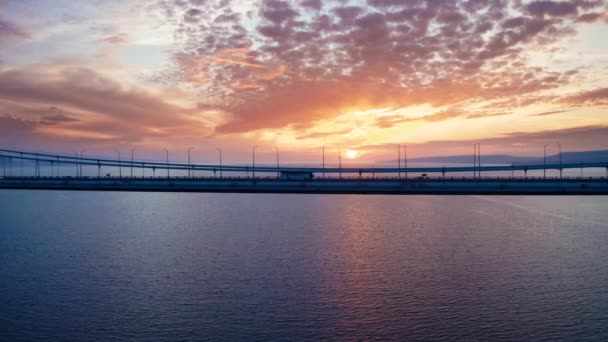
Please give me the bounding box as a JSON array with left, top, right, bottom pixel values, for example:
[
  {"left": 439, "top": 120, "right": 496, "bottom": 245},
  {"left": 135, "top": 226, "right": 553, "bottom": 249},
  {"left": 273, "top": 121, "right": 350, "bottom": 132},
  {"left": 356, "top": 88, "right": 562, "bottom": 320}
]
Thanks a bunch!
[{"left": 0, "top": 0, "right": 607, "bottom": 164}]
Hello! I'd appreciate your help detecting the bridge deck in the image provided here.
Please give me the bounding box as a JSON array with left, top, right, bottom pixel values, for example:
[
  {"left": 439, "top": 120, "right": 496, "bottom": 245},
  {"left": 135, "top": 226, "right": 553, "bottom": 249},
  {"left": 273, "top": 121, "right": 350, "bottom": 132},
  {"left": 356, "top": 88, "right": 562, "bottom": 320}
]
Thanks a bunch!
[{"left": 2, "top": 177, "right": 607, "bottom": 195}]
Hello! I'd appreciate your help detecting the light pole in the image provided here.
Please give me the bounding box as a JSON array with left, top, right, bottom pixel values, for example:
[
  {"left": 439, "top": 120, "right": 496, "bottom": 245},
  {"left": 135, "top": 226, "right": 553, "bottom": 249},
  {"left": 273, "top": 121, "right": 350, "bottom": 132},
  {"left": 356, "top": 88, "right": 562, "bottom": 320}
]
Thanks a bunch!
[
  {"left": 34, "top": 153, "right": 39, "bottom": 177},
  {"left": 404, "top": 144, "right": 408, "bottom": 179},
  {"left": 275, "top": 147, "right": 280, "bottom": 178},
  {"left": 74, "top": 152, "right": 79, "bottom": 177},
  {"left": 473, "top": 143, "right": 481, "bottom": 178},
  {"left": 130, "top": 148, "right": 136, "bottom": 178},
  {"left": 559, "top": 143, "right": 563, "bottom": 178},
  {"left": 114, "top": 149, "right": 122, "bottom": 178},
  {"left": 473, "top": 144, "right": 477, "bottom": 178},
  {"left": 338, "top": 147, "right": 342, "bottom": 180},
  {"left": 544, "top": 144, "right": 547, "bottom": 179},
  {"left": 478, "top": 143, "right": 482, "bottom": 178},
  {"left": 252, "top": 145, "right": 257, "bottom": 179},
  {"left": 216, "top": 147, "right": 223, "bottom": 179},
  {"left": 398, "top": 144, "right": 401, "bottom": 179},
  {"left": 188, "top": 147, "right": 195, "bottom": 178},
  {"left": 322, "top": 146, "right": 325, "bottom": 179},
  {"left": 164, "top": 148, "right": 169, "bottom": 178},
  {"left": 80, "top": 150, "right": 86, "bottom": 178}
]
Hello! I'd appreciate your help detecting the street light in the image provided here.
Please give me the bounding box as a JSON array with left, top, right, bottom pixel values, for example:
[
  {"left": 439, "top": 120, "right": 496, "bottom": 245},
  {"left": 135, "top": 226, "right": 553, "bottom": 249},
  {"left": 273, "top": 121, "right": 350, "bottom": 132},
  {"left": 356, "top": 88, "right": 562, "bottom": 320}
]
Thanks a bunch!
[
  {"left": 404, "top": 144, "right": 408, "bottom": 179},
  {"left": 130, "top": 148, "right": 136, "bottom": 178},
  {"left": 398, "top": 144, "right": 401, "bottom": 179},
  {"left": 478, "top": 143, "right": 482, "bottom": 178},
  {"left": 252, "top": 145, "right": 257, "bottom": 179},
  {"left": 74, "top": 152, "right": 79, "bottom": 176},
  {"left": 275, "top": 147, "right": 280, "bottom": 178},
  {"left": 80, "top": 149, "right": 87, "bottom": 178},
  {"left": 558, "top": 143, "right": 563, "bottom": 179},
  {"left": 338, "top": 146, "right": 342, "bottom": 180},
  {"left": 187, "top": 147, "right": 195, "bottom": 178},
  {"left": 473, "top": 143, "right": 481, "bottom": 178},
  {"left": 543, "top": 144, "right": 548, "bottom": 179},
  {"left": 473, "top": 144, "right": 477, "bottom": 178},
  {"left": 322, "top": 146, "right": 326, "bottom": 179},
  {"left": 34, "top": 153, "right": 39, "bottom": 177},
  {"left": 216, "top": 147, "right": 223, "bottom": 179},
  {"left": 163, "top": 148, "right": 169, "bottom": 178},
  {"left": 114, "top": 149, "right": 122, "bottom": 178}
]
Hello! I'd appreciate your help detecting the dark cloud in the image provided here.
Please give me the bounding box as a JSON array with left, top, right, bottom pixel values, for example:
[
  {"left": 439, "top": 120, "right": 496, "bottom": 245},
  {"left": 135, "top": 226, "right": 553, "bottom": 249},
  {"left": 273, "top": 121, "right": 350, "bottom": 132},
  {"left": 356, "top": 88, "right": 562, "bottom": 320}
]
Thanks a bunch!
[
  {"left": 183, "top": 8, "right": 203, "bottom": 23},
  {"left": 495, "top": 125, "right": 608, "bottom": 148},
  {"left": 39, "top": 109, "right": 80, "bottom": 126},
  {"left": 576, "top": 11, "right": 605, "bottom": 21},
  {"left": 152, "top": 0, "right": 606, "bottom": 133},
  {"left": 563, "top": 87, "right": 608, "bottom": 105},
  {"left": 0, "top": 115, "right": 36, "bottom": 145},
  {"left": 101, "top": 33, "right": 129, "bottom": 45},
  {"left": 526, "top": 1, "right": 579, "bottom": 17},
  {"left": 300, "top": 0, "right": 321, "bottom": 11},
  {"left": 366, "top": 125, "right": 608, "bottom": 156},
  {"left": 296, "top": 128, "right": 354, "bottom": 140},
  {"left": 373, "top": 106, "right": 510, "bottom": 128},
  {"left": 0, "top": 18, "right": 29, "bottom": 39},
  {"left": 530, "top": 109, "right": 569, "bottom": 116}
]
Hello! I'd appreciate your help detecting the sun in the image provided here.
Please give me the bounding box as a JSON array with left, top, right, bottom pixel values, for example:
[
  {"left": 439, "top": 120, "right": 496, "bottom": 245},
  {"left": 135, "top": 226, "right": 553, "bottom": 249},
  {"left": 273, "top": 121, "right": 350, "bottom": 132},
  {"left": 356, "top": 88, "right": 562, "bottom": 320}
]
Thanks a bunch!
[{"left": 345, "top": 149, "right": 359, "bottom": 159}]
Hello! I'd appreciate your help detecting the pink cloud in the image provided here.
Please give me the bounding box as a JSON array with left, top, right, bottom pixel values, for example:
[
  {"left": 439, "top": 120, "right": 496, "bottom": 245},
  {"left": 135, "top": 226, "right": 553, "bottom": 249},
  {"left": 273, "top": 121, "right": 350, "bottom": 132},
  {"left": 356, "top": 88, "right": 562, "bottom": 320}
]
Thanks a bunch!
[
  {"left": 152, "top": 0, "right": 605, "bottom": 134},
  {"left": 0, "top": 67, "right": 210, "bottom": 144}
]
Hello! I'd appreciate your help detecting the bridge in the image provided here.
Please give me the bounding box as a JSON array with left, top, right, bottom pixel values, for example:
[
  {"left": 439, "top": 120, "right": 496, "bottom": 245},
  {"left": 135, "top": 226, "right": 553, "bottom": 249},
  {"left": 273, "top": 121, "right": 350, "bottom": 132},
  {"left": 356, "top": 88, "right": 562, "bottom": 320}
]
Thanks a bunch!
[{"left": 1, "top": 148, "right": 608, "bottom": 195}]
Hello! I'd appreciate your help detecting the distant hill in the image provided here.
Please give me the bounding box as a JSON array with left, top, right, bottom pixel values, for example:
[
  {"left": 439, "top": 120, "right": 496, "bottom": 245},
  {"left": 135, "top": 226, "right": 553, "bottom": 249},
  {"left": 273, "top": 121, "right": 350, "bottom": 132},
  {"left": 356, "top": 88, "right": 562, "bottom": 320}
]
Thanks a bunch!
[{"left": 405, "top": 150, "right": 608, "bottom": 165}]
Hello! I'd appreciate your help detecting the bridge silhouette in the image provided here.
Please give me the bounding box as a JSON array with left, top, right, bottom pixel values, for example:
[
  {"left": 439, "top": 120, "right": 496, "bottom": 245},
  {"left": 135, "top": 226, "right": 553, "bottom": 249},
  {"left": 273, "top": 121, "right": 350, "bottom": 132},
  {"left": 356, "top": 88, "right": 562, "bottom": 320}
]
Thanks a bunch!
[{"left": 1, "top": 148, "right": 608, "bottom": 195}]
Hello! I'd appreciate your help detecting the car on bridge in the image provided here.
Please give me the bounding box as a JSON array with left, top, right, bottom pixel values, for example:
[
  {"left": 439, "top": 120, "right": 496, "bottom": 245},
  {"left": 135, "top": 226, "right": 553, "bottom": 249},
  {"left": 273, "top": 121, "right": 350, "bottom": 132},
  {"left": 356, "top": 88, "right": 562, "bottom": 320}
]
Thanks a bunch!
[{"left": 280, "top": 171, "right": 314, "bottom": 181}]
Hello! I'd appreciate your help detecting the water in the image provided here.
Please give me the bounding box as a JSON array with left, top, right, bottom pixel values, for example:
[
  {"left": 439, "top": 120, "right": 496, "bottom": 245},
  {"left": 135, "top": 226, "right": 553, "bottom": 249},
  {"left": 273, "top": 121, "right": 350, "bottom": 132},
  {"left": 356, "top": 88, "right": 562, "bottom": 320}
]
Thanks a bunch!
[{"left": 1, "top": 191, "right": 608, "bottom": 341}]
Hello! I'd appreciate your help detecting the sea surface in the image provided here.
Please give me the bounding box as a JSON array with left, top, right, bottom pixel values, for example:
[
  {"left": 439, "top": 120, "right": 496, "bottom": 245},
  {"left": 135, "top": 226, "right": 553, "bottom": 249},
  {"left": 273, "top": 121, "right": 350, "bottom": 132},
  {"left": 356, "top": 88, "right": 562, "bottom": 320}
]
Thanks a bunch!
[{"left": 1, "top": 190, "right": 607, "bottom": 341}]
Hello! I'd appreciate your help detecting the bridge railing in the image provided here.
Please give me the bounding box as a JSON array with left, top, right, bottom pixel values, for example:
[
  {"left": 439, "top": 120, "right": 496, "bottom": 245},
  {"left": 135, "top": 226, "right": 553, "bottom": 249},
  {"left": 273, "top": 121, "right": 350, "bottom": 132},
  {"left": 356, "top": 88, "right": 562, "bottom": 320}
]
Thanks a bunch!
[{"left": 2, "top": 148, "right": 608, "bottom": 179}]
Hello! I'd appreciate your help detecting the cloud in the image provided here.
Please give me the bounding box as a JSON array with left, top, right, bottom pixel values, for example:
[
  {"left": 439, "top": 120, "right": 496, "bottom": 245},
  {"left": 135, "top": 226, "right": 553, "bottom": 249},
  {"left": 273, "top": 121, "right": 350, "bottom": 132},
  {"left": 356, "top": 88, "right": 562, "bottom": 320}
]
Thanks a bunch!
[
  {"left": 366, "top": 125, "right": 608, "bottom": 156},
  {"left": 296, "top": 128, "right": 354, "bottom": 140},
  {"left": 150, "top": 0, "right": 605, "bottom": 134},
  {"left": 563, "top": 87, "right": 608, "bottom": 105},
  {"left": 372, "top": 106, "right": 510, "bottom": 128},
  {"left": 0, "top": 115, "right": 36, "bottom": 145},
  {"left": 465, "top": 125, "right": 608, "bottom": 150},
  {"left": 0, "top": 67, "right": 209, "bottom": 143},
  {"left": 526, "top": 1, "right": 579, "bottom": 17},
  {"left": 530, "top": 109, "right": 569, "bottom": 116},
  {"left": 0, "top": 18, "right": 29, "bottom": 40},
  {"left": 39, "top": 108, "right": 80, "bottom": 126},
  {"left": 101, "top": 33, "right": 129, "bottom": 45}
]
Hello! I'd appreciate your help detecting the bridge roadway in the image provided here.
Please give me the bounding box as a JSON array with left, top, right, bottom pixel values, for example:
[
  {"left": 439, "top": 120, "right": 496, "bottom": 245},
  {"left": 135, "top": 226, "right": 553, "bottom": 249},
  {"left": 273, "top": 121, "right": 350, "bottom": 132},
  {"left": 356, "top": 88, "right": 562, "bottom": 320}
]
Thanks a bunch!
[{"left": 1, "top": 176, "right": 607, "bottom": 195}]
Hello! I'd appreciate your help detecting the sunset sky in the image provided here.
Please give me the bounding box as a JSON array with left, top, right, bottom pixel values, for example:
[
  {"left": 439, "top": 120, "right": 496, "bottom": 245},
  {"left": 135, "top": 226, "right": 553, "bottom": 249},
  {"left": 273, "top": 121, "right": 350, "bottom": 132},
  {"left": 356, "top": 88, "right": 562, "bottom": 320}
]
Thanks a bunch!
[{"left": 1, "top": 0, "right": 607, "bottom": 164}]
